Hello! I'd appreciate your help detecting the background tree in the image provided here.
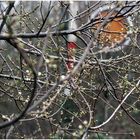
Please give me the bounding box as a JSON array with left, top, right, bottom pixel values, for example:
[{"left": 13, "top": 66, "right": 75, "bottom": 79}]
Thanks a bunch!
[{"left": 0, "top": 1, "right": 140, "bottom": 139}]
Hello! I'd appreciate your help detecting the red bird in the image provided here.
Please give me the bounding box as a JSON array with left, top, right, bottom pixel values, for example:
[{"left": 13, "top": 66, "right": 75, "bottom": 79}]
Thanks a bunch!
[{"left": 67, "top": 42, "right": 77, "bottom": 70}]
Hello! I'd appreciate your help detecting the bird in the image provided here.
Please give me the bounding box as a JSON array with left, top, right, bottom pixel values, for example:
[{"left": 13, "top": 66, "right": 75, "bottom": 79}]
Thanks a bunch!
[
  {"left": 91, "top": 4, "right": 132, "bottom": 49},
  {"left": 98, "top": 11, "right": 127, "bottom": 47},
  {"left": 67, "top": 42, "right": 77, "bottom": 70}
]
